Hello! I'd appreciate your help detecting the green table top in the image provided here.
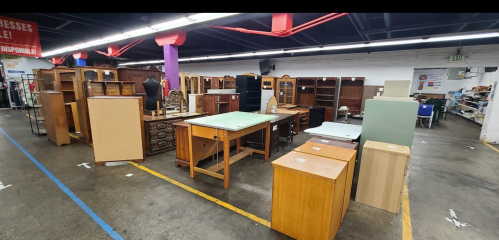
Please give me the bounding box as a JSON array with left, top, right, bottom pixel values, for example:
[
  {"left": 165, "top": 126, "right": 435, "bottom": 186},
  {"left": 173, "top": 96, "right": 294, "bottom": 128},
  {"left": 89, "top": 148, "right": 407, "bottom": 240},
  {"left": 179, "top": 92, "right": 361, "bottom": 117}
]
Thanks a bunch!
[{"left": 184, "top": 111, "right": 278, "bottom": 131}]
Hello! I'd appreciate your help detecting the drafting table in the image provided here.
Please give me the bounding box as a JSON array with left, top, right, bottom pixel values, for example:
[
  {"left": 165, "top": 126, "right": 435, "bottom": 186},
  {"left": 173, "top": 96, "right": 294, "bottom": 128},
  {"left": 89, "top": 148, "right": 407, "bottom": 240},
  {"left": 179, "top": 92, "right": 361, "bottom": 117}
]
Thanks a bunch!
[
  {"left": 184, "top": 111, "right": 278, "bottom": 189},
  {"left": 305, "top": 122, "right": 362, "bottom": 141}
]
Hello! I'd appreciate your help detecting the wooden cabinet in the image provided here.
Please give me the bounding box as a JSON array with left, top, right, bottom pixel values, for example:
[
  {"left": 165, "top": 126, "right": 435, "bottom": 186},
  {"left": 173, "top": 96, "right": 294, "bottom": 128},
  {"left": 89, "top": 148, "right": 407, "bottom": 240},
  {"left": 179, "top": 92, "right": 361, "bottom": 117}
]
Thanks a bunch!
[
  {"left": 338, "top": 77, "right": 364, "bottom": 115},
  {"left": 118, "top": 68, "right": 162, "bottom": 108},
  {"left": 295, "top": 77, "right": 315, "bottom": 107},
  {"left": 144, "top": 113, "right": 208, "bottom": 156},
  {"left": 203, "top": 93, "right": 239, "bottom": 115},
  {"left": 356, "top": 140, "right": 410, "bottom": 213},
  {"left": 223, "top": 76, "right": 236, "bottom": 89},
  {"left": 316, "top": 77, "right": 339, "bottom": 121},
  {"left": 40, "top": 92, "right": 70, "bottom": 146},
  {"left": 179, "top": 73, "right": 202, "bottom": 103},
  {"left": 271, "top": 151, "right": 347, "bottom": 240},
  {"left": 74, "top": 66, "right": 120, "bottom": 143},
  {"left": 293, "top": 142, "right": 357, "bottom": 220},
  {"left": 261, "top": 76, "right": 276, "bottom": 90},
  {"left": 201, "top": 76, "right": 213, "bottom": 93},
  {"left": 276, "top": 75, "right": 296, "bottom": 105},
  {"left": 33, "top": 68, "right": 55, "bottom": 91}
]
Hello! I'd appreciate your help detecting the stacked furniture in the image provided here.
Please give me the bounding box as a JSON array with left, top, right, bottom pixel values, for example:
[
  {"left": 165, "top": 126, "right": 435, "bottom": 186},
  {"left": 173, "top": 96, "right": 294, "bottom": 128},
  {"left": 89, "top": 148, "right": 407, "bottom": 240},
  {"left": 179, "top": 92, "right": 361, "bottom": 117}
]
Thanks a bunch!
[
  {"left": 338, "top": 77, "right": 365, "bottom": 116},
  {"left": 144, "top": 112, "right": 208, "bottom": 157},
  {"left": 261, "top": 76, "right": 276, "bottom": 90},
  {"left": 293, "top": 142, "right": 357, "bottom": 220},
  {"left": 203, "top": 93, "right": 239, "bottom": 115},
  {"left": 276, "top": 75, "right": 296, "bottom": 106},
  {"left": 74, "top": 66, "right": 120, "bottom": 143},
  {"left": 295, "top": 77, "right": 315, "bottom": 107},
  {"left": 40, "top": 92, "right": 70, "bottom": 146},
  {"left": 307, "top": 136, "right": 359, "bottom": 150},
  {"left": 361, "top": 85, "right": 384, "bottom": 112},
  {"left": 316, "top": 77, "right": 339, "bottom": 121},
  {"left": 356, "top": 140, "right": 410, "bottom": 213},
  {"left": 358, "top": 99, "right": 418, "bottom": 179},
  {"left": 236, "top": 75, "right": 262, "bottom": 112},
  {"left": 117, "top": 68, "right": 162, "bottom": 109},
  {"left": 87, "top": 96, "right": 145, "bottom": 164}
]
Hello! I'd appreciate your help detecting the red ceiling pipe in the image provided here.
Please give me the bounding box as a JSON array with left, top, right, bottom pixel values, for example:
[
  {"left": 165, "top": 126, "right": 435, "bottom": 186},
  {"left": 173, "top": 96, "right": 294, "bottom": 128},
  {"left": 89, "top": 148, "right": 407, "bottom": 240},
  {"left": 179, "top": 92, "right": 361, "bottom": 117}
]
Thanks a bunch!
[{"left": 206, "top": 13, "right": 348, "bottom": 38}]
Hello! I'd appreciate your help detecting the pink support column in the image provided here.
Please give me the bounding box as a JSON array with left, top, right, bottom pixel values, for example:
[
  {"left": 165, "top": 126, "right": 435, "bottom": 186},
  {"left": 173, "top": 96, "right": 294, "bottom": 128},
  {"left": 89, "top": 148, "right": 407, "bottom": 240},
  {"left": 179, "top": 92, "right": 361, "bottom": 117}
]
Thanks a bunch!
[
  {"left": 163, "top": 44, "right": 179, "bottom": 90},
  {"left": 155, "top": 30, "right": 186, "bottom": 90}
]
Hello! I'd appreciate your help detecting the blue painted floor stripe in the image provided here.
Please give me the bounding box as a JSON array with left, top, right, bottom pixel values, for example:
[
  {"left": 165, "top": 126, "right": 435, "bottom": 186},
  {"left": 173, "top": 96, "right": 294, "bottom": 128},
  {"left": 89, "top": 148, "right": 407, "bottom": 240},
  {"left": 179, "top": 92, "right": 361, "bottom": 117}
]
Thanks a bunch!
[{"left": 0, "top": 127, "right": 124, "bottom": 240}]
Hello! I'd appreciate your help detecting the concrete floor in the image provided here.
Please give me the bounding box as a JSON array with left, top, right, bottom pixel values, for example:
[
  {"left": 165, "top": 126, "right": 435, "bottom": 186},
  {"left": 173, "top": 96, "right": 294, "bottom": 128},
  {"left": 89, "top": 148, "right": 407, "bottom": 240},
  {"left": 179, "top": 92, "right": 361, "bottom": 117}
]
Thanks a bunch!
[{"left": 0, "top": 108, "right": 498, "bottom": 240}]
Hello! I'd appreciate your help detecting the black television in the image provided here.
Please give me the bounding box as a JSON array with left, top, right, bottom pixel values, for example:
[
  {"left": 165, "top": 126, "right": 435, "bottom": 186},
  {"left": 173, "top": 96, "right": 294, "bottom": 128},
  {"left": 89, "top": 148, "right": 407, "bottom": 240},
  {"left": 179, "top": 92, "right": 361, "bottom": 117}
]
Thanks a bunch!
[{"left": 259, "top": 59, "right": 270, "bottom": 75}]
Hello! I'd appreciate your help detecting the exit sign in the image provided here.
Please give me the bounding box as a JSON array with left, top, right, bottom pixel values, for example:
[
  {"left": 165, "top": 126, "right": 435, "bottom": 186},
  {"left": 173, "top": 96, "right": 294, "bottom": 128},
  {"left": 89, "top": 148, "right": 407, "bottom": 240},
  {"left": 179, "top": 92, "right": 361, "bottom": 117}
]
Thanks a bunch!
[{"left": 449, "top": 54, "right": 465, "bottom": 62}]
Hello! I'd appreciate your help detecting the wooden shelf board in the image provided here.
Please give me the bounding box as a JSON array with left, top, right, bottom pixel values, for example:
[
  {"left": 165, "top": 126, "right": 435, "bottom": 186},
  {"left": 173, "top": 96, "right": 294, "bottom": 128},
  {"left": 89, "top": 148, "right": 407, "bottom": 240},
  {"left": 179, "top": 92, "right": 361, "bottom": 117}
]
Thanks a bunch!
[
  {"left": 316, "top": 86, "right": 336, "bottom": 89},
  {"left": 215, "top": 102, "right": 229, "bottom": 104},
  {"left": 316, "top": 94, "right": 335, "bottom": 96}
]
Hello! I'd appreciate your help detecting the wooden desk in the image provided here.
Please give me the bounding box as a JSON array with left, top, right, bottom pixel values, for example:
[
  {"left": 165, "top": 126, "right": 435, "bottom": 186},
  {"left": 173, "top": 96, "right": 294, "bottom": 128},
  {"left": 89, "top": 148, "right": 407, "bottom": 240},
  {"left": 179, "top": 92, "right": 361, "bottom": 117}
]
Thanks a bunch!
[
  {"left": 271, "top": 151, "right": 347, "bottom": 239},
  {"left": 273, "top": 108, "right": 301, "bottom": 135},
  {"left": 294, "top": 142, "right": 357, "bottom": 220},
  {"left": 143, "top": 112, "right": 208, "bottom": 156},
  {"left": 245, "top": 111, "right": 294, "bottom": 157},
  {"left": 185, "top": 112, "right": 277, "bottom": 189},
  {"left": 277, "top": 104, "right": 297, "bottom": 109}
]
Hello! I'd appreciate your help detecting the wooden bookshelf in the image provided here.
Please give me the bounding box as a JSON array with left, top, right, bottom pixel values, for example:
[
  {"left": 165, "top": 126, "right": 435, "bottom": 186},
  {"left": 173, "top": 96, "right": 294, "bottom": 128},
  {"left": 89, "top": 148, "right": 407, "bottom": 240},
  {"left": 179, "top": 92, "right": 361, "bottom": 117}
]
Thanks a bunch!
[
  {"left": 338, "top": 77, "right": 365, "bottom": 116},
  {"left": 296, "top": 77, "right": 316, "bottom": 107}
]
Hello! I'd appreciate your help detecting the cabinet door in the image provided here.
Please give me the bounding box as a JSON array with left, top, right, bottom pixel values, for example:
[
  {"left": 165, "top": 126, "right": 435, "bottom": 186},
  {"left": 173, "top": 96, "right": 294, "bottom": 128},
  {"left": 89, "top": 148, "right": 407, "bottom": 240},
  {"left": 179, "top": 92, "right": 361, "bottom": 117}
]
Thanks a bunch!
[
  {"left": 278, "top": 81, "right": 285, "bottom": 104},
  {"left": 129, "top": 73, "right": 146, "bottom": 93},
  {"left": 100, "top": 70, "right": 117, "bottom": 81},
  {"left": 324, "top": 107, "right": 334, "bottom": 122},
  {"left": 285, "top": 81, "right": 294, "bottom": 104},
  {"left": 230, "top": 94, "right": 239, "bottom": 112},
  {"left": 83, "top": 69, "right": 99, "bottom": 81}
]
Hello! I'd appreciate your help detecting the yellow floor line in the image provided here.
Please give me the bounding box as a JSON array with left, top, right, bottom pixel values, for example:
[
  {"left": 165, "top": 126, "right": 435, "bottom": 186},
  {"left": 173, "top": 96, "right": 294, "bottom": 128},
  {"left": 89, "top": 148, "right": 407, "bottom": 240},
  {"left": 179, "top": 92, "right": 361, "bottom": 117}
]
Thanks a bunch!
[
  {"left": 127, "top": 161, "right": 271, "bottom": 227},
  {"left": 483, "top": 141, "right": 499, "bottom": 153},
  {"left": 402, "top": 184, "right": 412, "bottom": 240},
  {"left": 67, "top": 134, "right": 270, "bottom": 227}
]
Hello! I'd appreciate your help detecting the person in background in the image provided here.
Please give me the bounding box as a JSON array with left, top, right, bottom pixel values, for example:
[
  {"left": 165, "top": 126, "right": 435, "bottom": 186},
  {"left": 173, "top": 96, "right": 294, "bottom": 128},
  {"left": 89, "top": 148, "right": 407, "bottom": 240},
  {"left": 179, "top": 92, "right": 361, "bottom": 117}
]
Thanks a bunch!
[{"left": 418, "top": 75, "right": 427, "bottom": 90}]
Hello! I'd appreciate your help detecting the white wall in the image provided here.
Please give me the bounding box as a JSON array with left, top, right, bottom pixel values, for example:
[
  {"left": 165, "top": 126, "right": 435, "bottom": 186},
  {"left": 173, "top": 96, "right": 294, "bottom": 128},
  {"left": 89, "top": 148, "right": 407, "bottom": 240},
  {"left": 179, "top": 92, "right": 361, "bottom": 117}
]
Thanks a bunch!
[
  {"left": 177, "top": 44, "right": 499, "bottom": 86},
  {"left": 0, "top": 55, "right": 54, "bottom": 78},
  {"left": 411, "top": 67, "right": 488, "bottom": 95}
]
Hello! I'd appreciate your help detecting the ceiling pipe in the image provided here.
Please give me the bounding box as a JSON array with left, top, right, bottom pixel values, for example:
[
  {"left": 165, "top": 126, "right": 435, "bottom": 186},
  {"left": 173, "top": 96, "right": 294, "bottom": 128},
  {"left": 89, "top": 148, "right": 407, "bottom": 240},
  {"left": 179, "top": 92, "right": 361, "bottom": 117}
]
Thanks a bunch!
[{"left": 206, "top": 13, "right": 349, "bottom": 37}]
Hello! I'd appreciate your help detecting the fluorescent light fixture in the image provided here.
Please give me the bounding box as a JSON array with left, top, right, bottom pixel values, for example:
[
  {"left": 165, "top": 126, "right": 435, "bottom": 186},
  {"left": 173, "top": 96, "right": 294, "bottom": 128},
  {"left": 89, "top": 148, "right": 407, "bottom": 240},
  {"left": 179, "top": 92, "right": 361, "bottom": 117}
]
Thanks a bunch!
[
  {"left": 118, "top": 31, "right": 499, "bottom": 66},
  {"left": 426, "top": 32, "right": 499, "bottom": 42},
  {"left": 41, "top": 13, "right": 240, "bottom": 57},
  {"left": 367, "top": 39, "right": 426, "bottom": 47}
]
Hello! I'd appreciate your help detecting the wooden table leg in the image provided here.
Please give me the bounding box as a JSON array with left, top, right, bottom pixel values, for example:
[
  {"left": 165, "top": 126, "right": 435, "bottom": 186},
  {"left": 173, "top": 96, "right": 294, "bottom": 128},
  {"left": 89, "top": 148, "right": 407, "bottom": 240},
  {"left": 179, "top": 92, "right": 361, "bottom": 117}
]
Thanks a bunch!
[
  {"left": 264, "top": 121, "right": 270, "bottom": 162},
  {"left": 223, "top": 130, "right": 230, "bottom": 189},
  {"left": 188, "top": 124, "right": 195, "bottom": 178},
  {"left": 236, "top": 137, "right": 241, "bottom": 154}
]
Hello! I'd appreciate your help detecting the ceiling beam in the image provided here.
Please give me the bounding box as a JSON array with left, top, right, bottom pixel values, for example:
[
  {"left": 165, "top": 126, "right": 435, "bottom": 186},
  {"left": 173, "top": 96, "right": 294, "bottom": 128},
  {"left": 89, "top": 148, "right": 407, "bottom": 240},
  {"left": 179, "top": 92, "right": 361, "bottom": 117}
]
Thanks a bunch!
[
  {"left": 251, "top": 18, "right": 309, "bottom": 46},
  {"left": 486, "top": 20, "right": 499, "bottom": 30},
  {"left": 348, "top": 14, "right": 369, "bottom": 41},
  {"left": 360, "top": 17, "right": 499, "bottom": 35},
  {"left": 55, "top": 20, "right": 73, "bottom": 30},
  {"left": 192, "top": 30, "right": 261, "bottom": 50},
  {"left": 58, "top": 13, "right": 124, "bottom": 29},
  {"left": 456, "top": 13, "right": 481, "bottom": 32},
  {"left": 33, "top": 13, "right": 117, "bottom": 31},
  {"left": 384, "top": 13, "right": 391, "bottom": 38}
]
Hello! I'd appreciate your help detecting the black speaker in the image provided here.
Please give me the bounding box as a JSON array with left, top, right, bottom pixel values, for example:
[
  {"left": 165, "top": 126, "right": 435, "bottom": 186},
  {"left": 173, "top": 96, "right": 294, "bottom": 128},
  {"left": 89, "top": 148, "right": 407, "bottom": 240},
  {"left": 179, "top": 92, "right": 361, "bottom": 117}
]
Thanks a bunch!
[
  {"left": 485, "top": 67, "right": 498, "bottom": 72},
  {"left": 308, "top": 106, "right": 326, "bottom": 128}
]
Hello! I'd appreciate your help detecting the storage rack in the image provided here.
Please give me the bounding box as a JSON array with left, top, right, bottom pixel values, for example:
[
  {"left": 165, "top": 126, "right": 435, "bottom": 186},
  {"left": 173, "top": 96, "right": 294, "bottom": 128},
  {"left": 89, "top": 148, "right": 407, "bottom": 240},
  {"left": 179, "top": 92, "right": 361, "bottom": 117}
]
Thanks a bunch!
[{"left": 21, "top": 74, "right": 46, "bottom": 136}]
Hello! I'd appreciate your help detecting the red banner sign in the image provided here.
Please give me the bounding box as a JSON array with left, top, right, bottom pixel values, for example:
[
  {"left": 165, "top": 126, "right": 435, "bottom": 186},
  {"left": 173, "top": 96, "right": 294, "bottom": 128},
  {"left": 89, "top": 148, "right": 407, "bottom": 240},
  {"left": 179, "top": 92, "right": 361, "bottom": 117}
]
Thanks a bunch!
[{"left": 0, "top": 15, "right": 42, "bottom": 58}]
